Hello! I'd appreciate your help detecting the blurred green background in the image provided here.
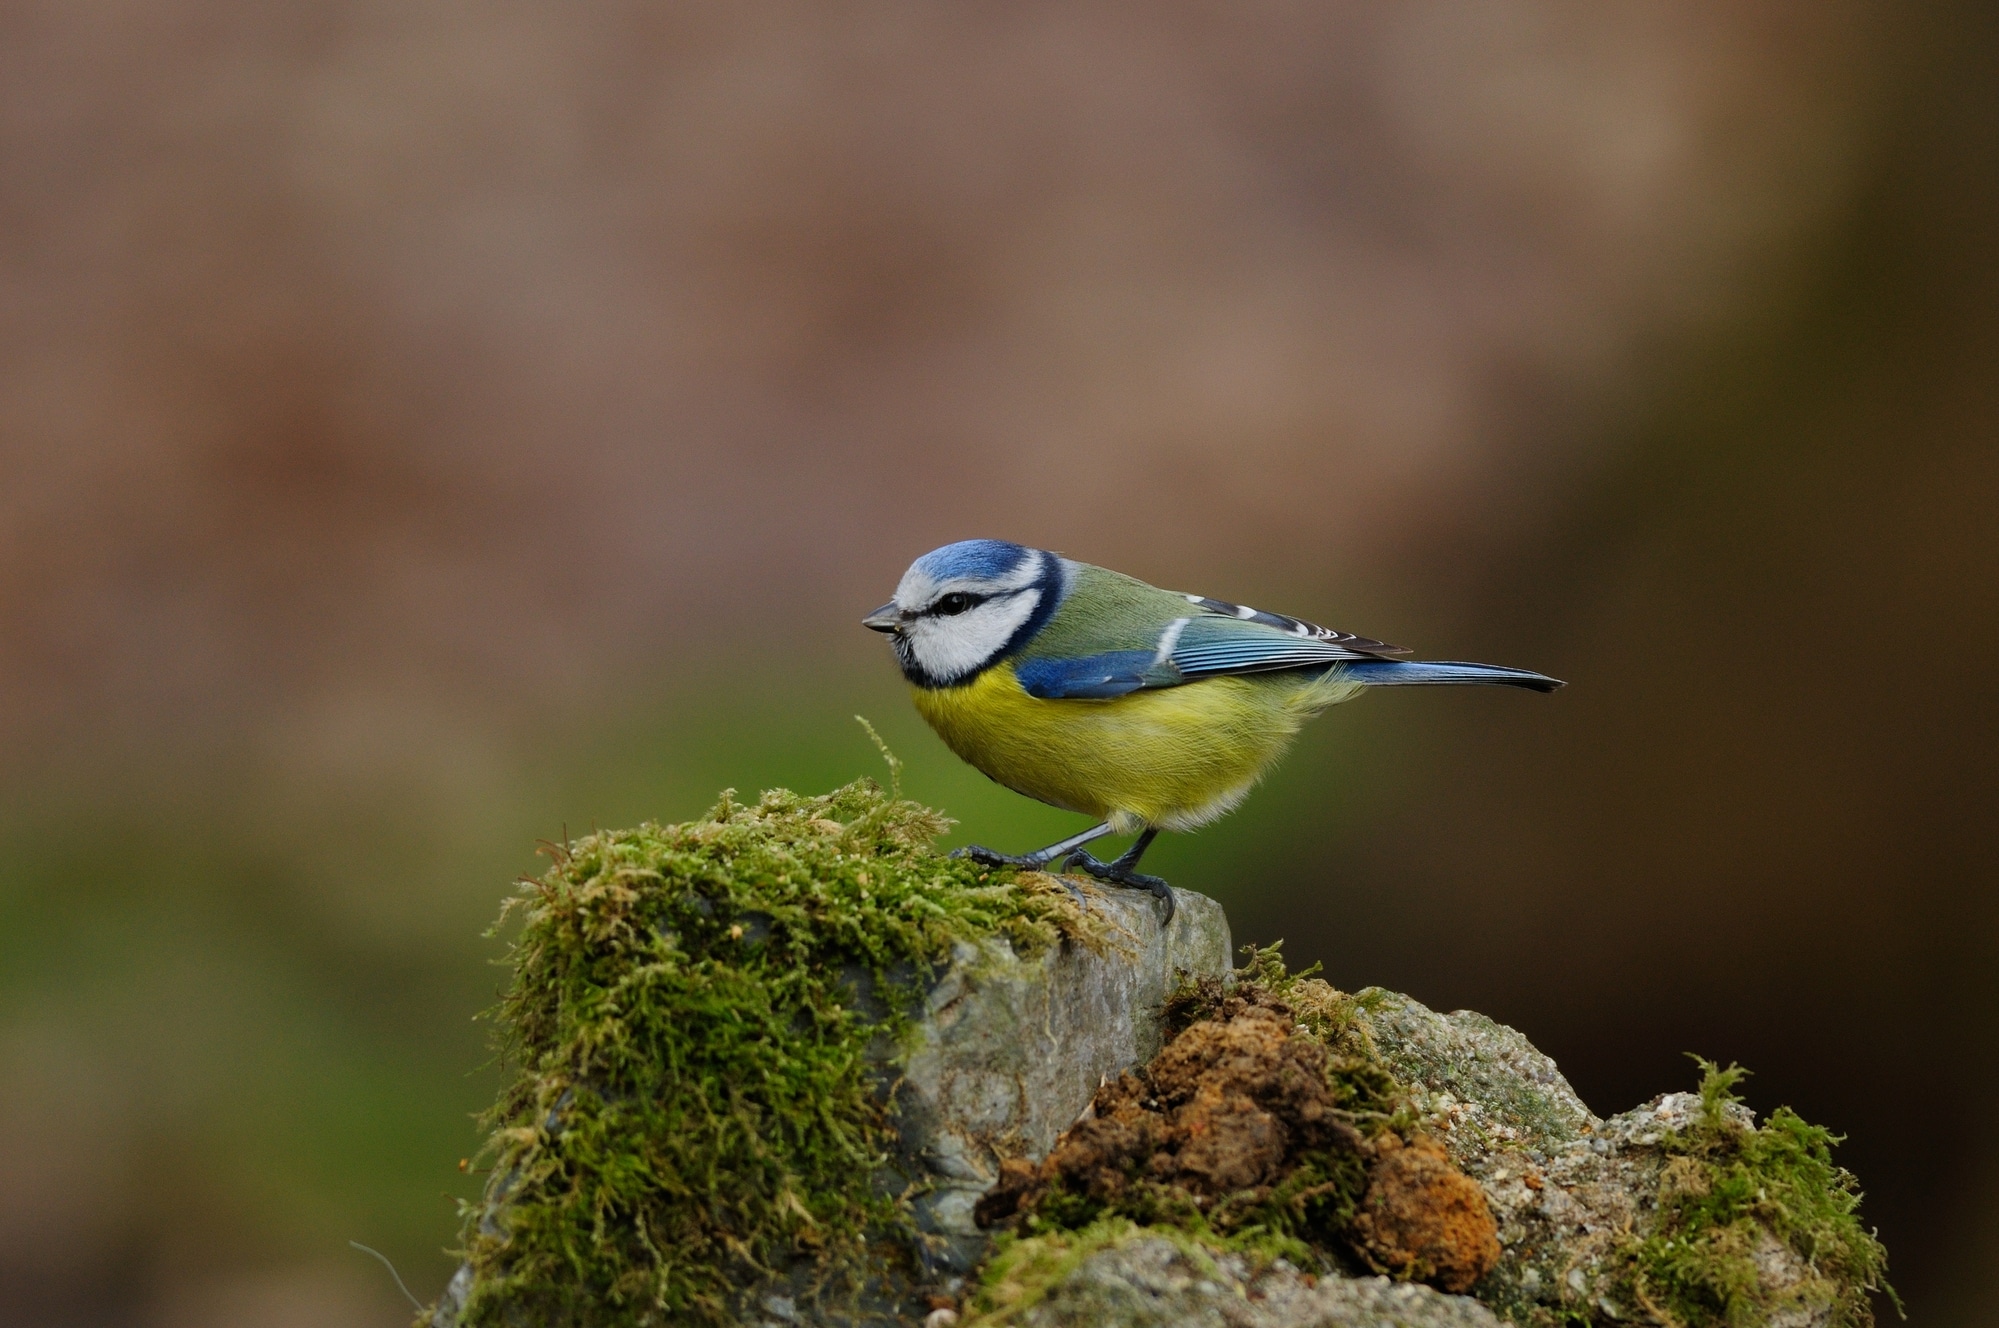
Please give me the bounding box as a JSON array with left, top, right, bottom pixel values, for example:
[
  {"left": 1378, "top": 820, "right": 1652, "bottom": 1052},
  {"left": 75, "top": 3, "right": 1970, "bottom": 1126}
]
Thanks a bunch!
[{"left": 3, "top": 3, "right": 1996, "bottom": 1324}]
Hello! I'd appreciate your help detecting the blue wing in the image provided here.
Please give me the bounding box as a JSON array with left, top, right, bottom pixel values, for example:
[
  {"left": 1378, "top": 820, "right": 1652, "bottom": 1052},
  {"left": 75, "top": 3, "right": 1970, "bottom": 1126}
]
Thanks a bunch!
[
  {"left": 1169, "top": 595, "right": 1420, "bottom": 677},
  {"left": 1007, "top": 582, "right": 1559, "bottom": 699},
  {"left": 1176, "top": 596, "right": 1406, "bottom": 659},
  {"left": 1013, "top": 601, "right": 1403, "bottom": 699},
  {"left": 1167, "top": 612, "right": 1391, "bottom": 678}
]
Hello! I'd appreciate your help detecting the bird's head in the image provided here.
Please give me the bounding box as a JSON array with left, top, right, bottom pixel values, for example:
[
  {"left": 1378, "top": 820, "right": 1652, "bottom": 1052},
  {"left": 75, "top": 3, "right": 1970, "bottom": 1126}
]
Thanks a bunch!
[{"left": 864, "top": 539, "right": 1063, "bottom": 686}]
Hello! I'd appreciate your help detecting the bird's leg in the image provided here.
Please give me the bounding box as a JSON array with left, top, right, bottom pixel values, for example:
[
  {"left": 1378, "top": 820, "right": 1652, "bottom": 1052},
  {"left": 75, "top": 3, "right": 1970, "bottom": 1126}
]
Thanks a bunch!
[
  {"left": 1063, "top": 828, "right": 1174, "bottom": 922},
  {"left": 950, "top": 821, "right": 1115, "bottom": 871}
]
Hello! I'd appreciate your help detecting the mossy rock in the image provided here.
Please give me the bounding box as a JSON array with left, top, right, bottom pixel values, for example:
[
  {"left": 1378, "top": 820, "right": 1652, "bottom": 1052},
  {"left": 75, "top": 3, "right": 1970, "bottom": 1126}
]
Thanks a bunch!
[
  {"left": 961, "top": 969, "right": 1893, "bottom": 1328},
  {"left": 425, "top": 778, "right": 1230, "bottom": 1328},
  {"left": 422, "top": 778, "right": 1891, "bottom": 1328},
  {"left": 1348, "top": 999, "right": 1894, "bottom": 1328}
]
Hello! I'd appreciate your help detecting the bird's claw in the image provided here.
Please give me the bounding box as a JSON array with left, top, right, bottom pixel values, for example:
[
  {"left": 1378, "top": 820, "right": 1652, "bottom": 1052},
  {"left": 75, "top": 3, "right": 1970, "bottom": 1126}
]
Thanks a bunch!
[
  {"left": 951, "top": 845, "right": 1089, "bottom": 904},
  {"left": 1061, "top": 850, "right": 1175, "bottom": 924},
  {"left": 950, "top": 844, "right": 1045, "bottom": 870}
]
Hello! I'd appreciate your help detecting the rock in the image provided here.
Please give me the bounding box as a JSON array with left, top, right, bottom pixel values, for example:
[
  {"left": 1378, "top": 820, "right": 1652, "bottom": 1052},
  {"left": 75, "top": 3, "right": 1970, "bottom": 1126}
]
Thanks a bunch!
[
  {"left": 1355, "top": 991, "right": 1594, "bottom": 1161},
  {"left": 892, "top": 885, "right": 1234, "bottom": 1280},
  {"left": 430, "top": 881, "right": 1233, "bottom": 1327},
  {"left": 1349, "top": 992, "right": 1878, "bottom": 1328},
  {"left": 426, "top": 785, "right": 1886, "bottom": 1328},
  {"left": 978, "top": 984, "right": 1886, "bottom": 1328},
  {"left": 990, "top": 1237, "right": 1502, "bottom": 1328}
]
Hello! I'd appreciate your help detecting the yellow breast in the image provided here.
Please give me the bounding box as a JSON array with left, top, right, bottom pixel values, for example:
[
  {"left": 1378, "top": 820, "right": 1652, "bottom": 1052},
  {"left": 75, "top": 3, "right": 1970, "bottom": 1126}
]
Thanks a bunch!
[{"left": 910, "top": 665, "right": 1361, "bottom": 832}]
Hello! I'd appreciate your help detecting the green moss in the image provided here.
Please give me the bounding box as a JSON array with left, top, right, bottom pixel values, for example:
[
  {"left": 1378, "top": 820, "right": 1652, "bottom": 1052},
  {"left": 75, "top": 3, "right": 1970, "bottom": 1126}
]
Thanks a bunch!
[
  {"left": 966, "top": 1218, "right": 1234, "bottom": 1326},
  {"left": 442, "top": 775, "right": 1093, "bottom": 1327},
  {"left": 1613, "top": 1059, "right": 1898, "bottom": 1328}
]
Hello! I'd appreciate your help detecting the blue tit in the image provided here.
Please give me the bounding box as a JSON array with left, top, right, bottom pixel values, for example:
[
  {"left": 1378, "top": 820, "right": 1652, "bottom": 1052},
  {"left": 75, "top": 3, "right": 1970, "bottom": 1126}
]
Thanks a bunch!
[{"left": 863, "top": 539, "right": 1561, "bottom": 917}]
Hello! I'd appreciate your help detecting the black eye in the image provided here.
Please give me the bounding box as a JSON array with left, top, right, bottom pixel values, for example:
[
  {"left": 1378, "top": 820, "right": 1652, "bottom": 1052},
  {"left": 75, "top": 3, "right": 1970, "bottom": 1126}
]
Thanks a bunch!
[{"left": 935, "top": 592, "right": 975, "bottom": 616}]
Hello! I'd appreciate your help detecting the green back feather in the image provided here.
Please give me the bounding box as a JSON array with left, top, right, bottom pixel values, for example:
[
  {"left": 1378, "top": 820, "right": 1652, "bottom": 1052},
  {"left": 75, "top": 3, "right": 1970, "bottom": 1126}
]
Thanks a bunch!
[{"left": 1018, "top": 562, "right": 1192, "bottom": 660}]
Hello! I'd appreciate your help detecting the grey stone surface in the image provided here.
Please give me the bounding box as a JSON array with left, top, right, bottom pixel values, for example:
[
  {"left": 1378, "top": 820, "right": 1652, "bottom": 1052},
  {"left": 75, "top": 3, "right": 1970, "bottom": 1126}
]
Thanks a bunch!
[
  {"left": 894, "top": 883, "right": 1233, "bottom": 1278},
  {"left": 1349, "top": 993, "right": 1834, "bottom": 1328},
  {"left": 1354, "top": 990, "right": 1595, "bottom": 1164},
  {"left": 1001, "top": 1238, "right": 1502, "bottom": 1328}
]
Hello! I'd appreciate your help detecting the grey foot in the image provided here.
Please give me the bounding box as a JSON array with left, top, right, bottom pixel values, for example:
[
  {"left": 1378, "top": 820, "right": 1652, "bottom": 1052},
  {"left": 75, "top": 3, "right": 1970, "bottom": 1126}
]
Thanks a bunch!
[
  {"left": 948, "top": 824, "right": 1118, "bottom": 878},
  {"left": 952, "top": 844, "right": 1089, "bottom": 903},
  {"left": 950, "top": 844, "right": 1058, "bottom": 870},
  {"left": 1062, "top": 850, "right": 1175, "bottom": 924}
]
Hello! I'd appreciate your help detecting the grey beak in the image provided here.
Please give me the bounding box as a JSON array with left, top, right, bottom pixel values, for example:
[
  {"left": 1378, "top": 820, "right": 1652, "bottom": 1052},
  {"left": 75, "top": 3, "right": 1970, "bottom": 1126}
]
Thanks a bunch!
[{"left": 862, "top": 602, "right": 906, "bottom": 633}]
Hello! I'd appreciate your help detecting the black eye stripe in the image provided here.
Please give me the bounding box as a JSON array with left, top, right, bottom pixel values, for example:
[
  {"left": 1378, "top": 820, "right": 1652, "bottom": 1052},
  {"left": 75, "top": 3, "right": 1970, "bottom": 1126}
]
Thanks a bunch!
[{"left": 931, "top": 591, "right": 981, "bottom": 616}]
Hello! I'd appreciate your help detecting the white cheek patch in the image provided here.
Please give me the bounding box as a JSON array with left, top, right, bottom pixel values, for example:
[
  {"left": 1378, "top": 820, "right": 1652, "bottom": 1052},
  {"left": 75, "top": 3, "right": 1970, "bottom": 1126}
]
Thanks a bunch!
[
  {"left": 894, "top": 566, "right": 941, "bottom": 611},
  {"left": 905, "top": 590, "right": 1041, "bottom": 682},
  {"left": 985, "top": 558, "right": 1045, "bottom": 595}
]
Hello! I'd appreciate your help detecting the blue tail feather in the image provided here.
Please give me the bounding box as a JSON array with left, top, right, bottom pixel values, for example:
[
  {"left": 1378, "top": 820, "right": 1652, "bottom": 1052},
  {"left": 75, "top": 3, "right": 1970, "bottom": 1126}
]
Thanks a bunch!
[{"left": 1339, "top": 659, "right": 1564, "bottom": 692}]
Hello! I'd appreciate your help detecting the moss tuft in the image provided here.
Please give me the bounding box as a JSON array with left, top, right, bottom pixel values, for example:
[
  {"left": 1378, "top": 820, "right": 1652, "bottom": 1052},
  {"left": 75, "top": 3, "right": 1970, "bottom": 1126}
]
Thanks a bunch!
[
  {"left": 965, "top": 1217, "right": 1229, "bottom": 1326},
  {"left": 1614, "top": 1058, "right": 1899, "bottom": 1328},
  {"left": 442, "top": 777, "right": 1093, "bottom": 1327}
]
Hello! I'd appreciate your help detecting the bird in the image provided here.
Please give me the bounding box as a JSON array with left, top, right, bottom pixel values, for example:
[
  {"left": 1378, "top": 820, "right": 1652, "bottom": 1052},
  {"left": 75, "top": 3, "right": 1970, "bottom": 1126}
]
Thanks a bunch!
[{"left": 862, "top": 540, "right": 1561, "bottom": 920}]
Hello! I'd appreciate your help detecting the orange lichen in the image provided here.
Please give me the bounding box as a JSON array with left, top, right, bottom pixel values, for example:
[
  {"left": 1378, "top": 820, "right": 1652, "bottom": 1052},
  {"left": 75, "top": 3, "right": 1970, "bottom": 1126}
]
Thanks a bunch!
[{"left": 1349, "top": 1134, "right": 1500, "bottom": 1293}]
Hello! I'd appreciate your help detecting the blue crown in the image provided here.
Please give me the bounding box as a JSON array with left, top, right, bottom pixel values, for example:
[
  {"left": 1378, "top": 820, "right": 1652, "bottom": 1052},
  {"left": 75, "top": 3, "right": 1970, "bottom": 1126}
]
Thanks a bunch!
[{"left": 912, "top": 539, "right": 1033, "bottom": 583}]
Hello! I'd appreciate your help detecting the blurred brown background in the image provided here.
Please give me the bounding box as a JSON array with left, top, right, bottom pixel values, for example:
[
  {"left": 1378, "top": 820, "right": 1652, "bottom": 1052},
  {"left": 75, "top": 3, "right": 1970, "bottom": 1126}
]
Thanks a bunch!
[{"left": 2, "top": 3, "right": 1994, "bottom": 1324}]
